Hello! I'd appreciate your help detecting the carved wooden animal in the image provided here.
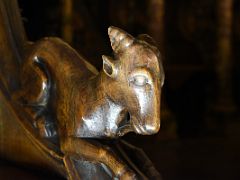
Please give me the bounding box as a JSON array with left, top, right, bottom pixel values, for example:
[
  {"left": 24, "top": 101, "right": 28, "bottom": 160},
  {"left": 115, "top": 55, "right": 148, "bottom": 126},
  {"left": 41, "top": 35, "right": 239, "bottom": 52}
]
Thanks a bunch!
[
  {"left": 0, "top": 1, "right": 164, "bottom": 179},
  {"left": 16, "top": 26, "right": 164, "bottom": 179}
]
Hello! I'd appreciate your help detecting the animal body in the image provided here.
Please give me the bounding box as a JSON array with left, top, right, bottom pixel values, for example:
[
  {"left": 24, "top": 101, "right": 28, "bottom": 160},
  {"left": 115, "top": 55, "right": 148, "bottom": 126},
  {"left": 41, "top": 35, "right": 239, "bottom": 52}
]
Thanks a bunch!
[
  {"left": 0, "top": 0, "right": 164, "bottom": 179},
  {"left": 13, "top": 26, "right": 164, "bottom": 179}
]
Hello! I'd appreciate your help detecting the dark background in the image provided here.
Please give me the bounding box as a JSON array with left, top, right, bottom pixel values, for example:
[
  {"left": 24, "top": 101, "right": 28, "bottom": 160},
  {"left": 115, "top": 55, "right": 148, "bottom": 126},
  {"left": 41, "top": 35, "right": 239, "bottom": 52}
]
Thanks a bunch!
[{"left": 3, "top": 0, "right": 238, "bottom": 179}]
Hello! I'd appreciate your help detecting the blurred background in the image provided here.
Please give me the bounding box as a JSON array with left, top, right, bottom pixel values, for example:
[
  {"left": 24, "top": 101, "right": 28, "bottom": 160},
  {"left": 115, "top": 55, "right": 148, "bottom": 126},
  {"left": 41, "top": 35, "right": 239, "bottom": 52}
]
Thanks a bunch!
[{"left": 3, "top": 0, "right": 238, "bottom": 179}]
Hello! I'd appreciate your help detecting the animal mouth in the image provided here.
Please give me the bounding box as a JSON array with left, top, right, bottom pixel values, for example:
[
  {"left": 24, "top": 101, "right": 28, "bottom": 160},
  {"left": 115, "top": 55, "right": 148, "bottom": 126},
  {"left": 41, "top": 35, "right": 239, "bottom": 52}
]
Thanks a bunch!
[
  {"left": 117, "top": 112, "right": 133, "bottom": 136},
  {"left": 116, "top": 111, "right": 150, "bottom": 136},
  {"left": 130, "top": 115, "right": 151, "bottom": 135}
]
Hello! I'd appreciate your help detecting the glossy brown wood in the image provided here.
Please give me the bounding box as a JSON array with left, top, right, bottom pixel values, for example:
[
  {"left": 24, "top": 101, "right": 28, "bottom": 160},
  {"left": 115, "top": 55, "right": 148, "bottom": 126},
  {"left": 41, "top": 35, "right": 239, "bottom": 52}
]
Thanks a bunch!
[{"left": 0, "top": 0, "right": 164, "bottom": 179}]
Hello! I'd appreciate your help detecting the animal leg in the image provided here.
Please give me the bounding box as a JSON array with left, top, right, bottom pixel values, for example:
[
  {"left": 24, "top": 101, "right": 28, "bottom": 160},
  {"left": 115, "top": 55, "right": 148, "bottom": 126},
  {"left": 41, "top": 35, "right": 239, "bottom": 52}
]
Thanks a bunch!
[
  {"left": 61, "top": 136, "right": 136, "bottom": 179},
  {"left": 119, "top": 140, "right": 162, "bottom": 179},
  {"left": 63, "top": 155, "right": 81, "bottom": 180}
]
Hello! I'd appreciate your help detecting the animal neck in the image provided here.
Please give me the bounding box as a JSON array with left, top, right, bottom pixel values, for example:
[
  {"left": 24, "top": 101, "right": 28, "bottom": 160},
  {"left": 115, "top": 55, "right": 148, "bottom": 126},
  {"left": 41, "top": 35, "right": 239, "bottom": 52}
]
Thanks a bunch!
[
  {"left": 86, "top": 71, "right": 117, "bottom": 105},
  {"left": 78, "top": 71, "right": 126, "bottom": 137}
]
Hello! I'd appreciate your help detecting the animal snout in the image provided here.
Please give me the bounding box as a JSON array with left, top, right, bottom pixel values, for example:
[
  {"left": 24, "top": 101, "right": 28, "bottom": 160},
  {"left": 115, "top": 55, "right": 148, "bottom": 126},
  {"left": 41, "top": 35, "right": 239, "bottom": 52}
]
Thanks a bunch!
[
  {"left": 132, "top": 120, "right": 160, "bottom": 135},
  {"left": 143, "top": 123, "right": 160, "bottom": 134}
]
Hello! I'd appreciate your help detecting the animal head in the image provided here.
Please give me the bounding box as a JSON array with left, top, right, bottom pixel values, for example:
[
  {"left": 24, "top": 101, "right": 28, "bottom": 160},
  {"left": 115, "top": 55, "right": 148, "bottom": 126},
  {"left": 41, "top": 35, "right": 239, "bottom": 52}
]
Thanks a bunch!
[{"left": 102, "top": 26, "right": 165, "bottom": 136}]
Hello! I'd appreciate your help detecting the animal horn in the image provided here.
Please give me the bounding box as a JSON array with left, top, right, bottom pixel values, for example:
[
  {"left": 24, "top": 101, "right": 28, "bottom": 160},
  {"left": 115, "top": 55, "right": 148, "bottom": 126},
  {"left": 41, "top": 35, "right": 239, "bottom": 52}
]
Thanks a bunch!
[{"left": 108, "top": 26, "right": 134, "bottom": 54}]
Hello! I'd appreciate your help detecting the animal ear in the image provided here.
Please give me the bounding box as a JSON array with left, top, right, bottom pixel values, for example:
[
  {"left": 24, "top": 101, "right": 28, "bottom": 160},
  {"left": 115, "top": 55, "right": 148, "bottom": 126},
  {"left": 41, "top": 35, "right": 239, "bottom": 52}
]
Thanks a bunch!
[
  {"left": 102, "top": 55, "right": 118, "bottom": 78},
  {"left": 137, "top": 34, "right": 160, "bottom": 56},
  {"left": 137, "top": 34, "right": 158, "bottom": 47}
]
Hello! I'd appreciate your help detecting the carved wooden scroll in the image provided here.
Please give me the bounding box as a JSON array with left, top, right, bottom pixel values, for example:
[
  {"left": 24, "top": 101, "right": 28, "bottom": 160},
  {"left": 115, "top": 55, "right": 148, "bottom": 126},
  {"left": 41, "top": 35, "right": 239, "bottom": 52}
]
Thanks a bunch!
[{"left": 0, "top": 1, "right": 164, "bottom": 179}]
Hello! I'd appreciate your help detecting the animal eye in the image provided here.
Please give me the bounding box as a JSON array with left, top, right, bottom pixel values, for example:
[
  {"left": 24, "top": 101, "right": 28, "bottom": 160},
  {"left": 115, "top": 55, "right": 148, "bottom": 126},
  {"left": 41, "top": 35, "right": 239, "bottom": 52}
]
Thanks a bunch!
[{"left": 131, "top": 75, "right": 148, "bottom": 86}]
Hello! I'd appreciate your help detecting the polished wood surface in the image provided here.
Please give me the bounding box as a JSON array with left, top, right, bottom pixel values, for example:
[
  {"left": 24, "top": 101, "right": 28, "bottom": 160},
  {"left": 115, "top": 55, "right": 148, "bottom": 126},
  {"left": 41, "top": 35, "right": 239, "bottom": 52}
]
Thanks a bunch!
[{"left": 0, "top": 0, "right": 163, "bottom": 179}]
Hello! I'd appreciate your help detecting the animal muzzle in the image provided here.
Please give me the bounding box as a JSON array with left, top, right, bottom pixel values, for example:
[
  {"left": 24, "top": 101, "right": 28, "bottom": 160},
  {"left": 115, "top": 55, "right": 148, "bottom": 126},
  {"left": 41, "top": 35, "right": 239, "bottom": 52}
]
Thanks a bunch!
[
  {"left": 131, "top": 96, "right": 161, "bottom": 135},
  {"left": 142, "top": 120, "right": 160, "bottom": 134},
  {"left": 131, "top": 114, "right": 160, "bottom": 135},
  {"left": 129, "top": 84, "right": 161, "bottom": 135}
]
